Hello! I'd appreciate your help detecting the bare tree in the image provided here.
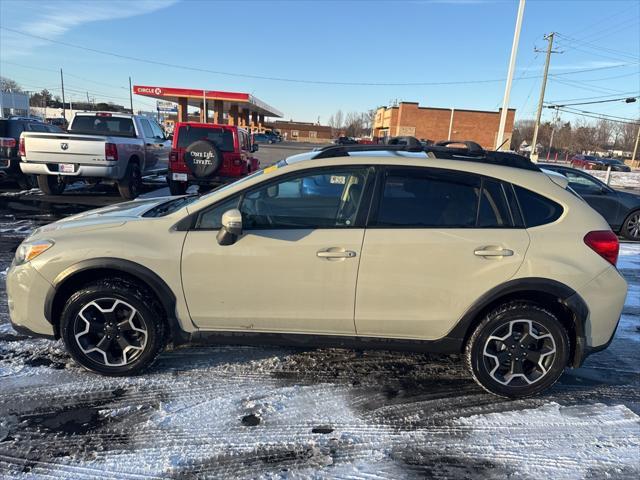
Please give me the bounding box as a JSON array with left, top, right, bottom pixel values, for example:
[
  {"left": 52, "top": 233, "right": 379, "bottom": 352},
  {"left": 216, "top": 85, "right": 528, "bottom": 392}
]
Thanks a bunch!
[{"left": 0, "top": 76, "right": 22, "bottom": 92}]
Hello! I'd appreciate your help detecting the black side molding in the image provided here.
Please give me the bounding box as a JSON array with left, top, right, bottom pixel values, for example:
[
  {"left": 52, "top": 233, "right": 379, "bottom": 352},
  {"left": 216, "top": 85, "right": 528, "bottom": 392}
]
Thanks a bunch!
[
  {"left": 44, "top": 257, "right": 191, "bottom": 344},
  {"left": 445, "top": 277, "right": 589, "bottom": 366}
]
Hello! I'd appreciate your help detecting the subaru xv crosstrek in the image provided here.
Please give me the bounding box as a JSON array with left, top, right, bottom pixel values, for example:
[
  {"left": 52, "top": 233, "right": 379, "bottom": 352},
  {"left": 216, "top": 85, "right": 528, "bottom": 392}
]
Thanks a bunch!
[{"left": 6, "top": 140, "right": 627, "bottom": 398}]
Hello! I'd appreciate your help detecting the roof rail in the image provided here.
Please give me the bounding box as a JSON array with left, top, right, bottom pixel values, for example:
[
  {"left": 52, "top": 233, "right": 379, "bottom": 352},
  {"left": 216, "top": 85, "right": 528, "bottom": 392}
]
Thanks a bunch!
[{"left": 313, "top": 136, "right": 540, "bottom": 171}]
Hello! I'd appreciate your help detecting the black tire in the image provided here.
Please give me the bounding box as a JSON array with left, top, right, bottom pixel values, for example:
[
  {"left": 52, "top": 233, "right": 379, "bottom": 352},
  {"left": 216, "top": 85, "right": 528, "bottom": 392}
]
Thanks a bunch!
[
  {"left": 465, "top": 301, "right": 569, "bottom": 398},
  {"left": 60, "top": 277, "right": 166, "bottom": 376},
  {"left": 621, "top": 210, "right": 640, "bottom": 241},
  {"left": 37, "top": 175, "right": 66, "bottom": 195},
  {"left": 168, "top": 178, "right": 187, "bottom": 196},
  {"left": 17, "top": 174, "right": 36, "bottom": 190},
  {"left": 117, "top": 162, "right": 142, "bottom": 200}
]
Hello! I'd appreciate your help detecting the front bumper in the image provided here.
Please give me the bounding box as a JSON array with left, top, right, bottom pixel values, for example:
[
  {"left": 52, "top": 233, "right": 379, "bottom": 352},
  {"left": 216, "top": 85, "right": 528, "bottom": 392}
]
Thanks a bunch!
[
  {"left": 6, "top": 261, "right": 56, "bottom": 338},
  {"left": 20, "top": 161, "right": 123, "bottom": 180}
]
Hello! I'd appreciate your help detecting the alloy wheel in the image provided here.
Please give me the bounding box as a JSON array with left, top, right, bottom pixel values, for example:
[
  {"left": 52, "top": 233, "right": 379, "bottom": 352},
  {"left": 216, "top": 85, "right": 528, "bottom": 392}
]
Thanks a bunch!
[
  {"left": 73, "top": 298, "right": 148, "bottom": 367},
  {"left": 482, "top": 319, "right": 557, "bottom": 386},
  {"left": 625, "top": 212, "right": 640, "bottom": 239}
]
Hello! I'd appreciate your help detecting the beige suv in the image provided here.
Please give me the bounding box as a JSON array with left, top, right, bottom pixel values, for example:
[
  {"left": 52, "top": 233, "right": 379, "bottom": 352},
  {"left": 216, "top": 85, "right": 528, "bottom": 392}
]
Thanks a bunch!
[{"left": 6, "top": 140, "right": 627, "bottom": 398}]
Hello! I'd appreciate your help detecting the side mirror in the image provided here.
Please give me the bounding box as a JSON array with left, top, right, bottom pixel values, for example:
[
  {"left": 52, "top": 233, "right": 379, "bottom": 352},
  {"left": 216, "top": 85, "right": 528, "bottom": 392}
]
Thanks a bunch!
[
  {"left": 251, "top": 143, "right": 259, "bottom": 152},
  {"left": 216, "top": 208, "right": 243, "bottom": 246}
]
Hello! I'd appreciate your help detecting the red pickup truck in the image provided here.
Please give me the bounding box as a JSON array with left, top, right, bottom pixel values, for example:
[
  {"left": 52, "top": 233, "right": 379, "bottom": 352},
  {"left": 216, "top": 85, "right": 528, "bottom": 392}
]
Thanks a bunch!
[{"left": 168, "top": 122, "right": 260, "bottom": 195}]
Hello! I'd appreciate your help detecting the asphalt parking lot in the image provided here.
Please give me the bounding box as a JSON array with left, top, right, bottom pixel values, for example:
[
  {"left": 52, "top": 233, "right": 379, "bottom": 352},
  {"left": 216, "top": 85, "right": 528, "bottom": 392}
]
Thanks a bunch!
[{"left": 0, "top": 173, "right": 639, "bottom": 478}]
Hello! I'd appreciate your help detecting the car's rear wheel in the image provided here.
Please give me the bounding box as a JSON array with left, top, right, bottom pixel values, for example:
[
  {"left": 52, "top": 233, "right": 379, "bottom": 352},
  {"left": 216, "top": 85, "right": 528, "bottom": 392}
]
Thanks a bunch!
[
  {"left": 465, "top": 301, "right": 569, "bottom": 398},
  {"left": 60, "top": 278, "right": 166, "bottom": 375},
  {"left": 37, "top": 175, "right": 66, "bottom": 195},
  {"left": 621, "top": 210, "right": 640, "bottom": 241},
  {"left": 168, "top": 178, "right": 187, "bottom": 195},
  {"left": 118, "top": 163, "right": 142, "bottom": 199}
]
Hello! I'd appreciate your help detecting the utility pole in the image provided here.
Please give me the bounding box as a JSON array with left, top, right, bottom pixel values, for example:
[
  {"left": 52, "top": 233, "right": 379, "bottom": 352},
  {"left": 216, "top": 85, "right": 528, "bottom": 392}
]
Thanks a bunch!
[
  {"left": 632, "top": 123, "right": 640, "bottom": 168},
  {"left": 496, "top": 0, "right": 526, "bottom": 150},
  {"left": 548, "top": 106, "right": 560, "bottom": 151},
  {"left": 530, "top": 33, "right": 559, "bottom": 161},
  {"left": 129, "top": 77, "right": 134, "bottom": 114},
  {"left": 60, "top": 68, "right": 66, "bottom": 122}
]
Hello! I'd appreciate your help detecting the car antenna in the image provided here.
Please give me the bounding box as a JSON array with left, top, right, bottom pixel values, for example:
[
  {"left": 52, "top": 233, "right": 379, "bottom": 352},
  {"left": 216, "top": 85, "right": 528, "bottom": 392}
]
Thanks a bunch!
[{"left": 496, "top": 138, "right": 510, "bottom": 151}]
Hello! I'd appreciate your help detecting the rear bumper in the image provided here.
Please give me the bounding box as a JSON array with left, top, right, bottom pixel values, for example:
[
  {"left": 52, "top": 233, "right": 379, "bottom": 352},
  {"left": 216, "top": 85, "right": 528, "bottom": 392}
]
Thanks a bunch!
[
  {"left": 169, "top": 171, "right": 246, "bottom": 185},
  {"left": 571, "top": 265, "right": 627, "bottom": 366},
  {"left": 20, "top": 161, "right": 123, "bottom": 180}
]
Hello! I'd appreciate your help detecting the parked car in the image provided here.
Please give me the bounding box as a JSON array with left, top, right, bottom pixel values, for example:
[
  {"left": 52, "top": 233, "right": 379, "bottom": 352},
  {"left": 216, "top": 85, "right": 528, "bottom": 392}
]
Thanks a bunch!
[
  {"left": 570, "top": 154, "right": 604, "bottom": 170},
  {"left": 46, "top": 117, "right": 68, "bottom": 129},
  {"left": 263, "top": 131, "right": 282, "bottom": 142},
  {"left": 598, "top": 158, "right": 631, "bottom": 172},
  {"left": 168, "top": 122, "right": 259, "bottom": 195},
  {"left": 540, "top": 164, "right": 640, "bottom": 240},
  {"left": 19, "top": 112, "right": 170, "bottom": 199},
  {"left": 334, "top": 136, "right": 358, "bottom": 145},
  {"left": 253, "top": 133, "right": 276, "bottom": 144},
  {"left": 0, "top": 117, "right": 62, "bottom": 189},
  {"left": 7, "top": 140, "right": 627, "bottom": 399}
]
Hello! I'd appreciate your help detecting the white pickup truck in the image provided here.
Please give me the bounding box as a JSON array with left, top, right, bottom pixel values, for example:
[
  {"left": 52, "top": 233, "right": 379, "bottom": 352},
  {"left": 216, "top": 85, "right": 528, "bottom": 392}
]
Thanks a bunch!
[{"left": 20, "top": 112, "right": 171, "bottom": 199}]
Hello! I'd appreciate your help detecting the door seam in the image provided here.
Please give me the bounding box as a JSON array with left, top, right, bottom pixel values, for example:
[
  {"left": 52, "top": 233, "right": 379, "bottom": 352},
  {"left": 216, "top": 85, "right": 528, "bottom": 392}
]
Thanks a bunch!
[{"left": 352, "top": 229, "right": 368, "bottom": 335}]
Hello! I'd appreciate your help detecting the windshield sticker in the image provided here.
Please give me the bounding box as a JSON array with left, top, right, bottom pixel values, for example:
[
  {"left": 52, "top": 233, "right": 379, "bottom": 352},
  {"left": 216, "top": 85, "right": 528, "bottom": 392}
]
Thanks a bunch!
[{"left": 330, "top": 175, "right": 346, "bottom": 184}]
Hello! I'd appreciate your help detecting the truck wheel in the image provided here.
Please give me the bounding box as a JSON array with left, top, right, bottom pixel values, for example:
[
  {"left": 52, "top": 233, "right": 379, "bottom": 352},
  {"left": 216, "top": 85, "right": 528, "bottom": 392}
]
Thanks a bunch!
[
  {"left": 60, "top": 277, "right": 166, "bottom": 376},
  {"left": 37, "top": 175, "right": 66, "bottom": 195},
  {"left": 169, "top": 179, "right": 187, "bottom": 195},
  {"left": 118, "top": 163, "right": 142, "bottom": 200},
  {"left": 17, "top": 174, "right": 36, "bottom": 190},
  {"left": 465, "top": 301, "right": 569, "bottom": 398}
]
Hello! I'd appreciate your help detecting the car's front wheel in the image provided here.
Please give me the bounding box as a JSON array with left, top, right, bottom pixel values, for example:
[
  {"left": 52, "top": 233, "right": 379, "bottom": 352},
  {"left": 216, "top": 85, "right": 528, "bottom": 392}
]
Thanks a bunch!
[
  {"left": 60, "top": 278, "right": 166, "bottom": 375},
  {"left": 465, "top": 301, "right": 569, "bottom": 398},
  {"left": 621, "top": 210, "right": 640, "bottom": 241}
]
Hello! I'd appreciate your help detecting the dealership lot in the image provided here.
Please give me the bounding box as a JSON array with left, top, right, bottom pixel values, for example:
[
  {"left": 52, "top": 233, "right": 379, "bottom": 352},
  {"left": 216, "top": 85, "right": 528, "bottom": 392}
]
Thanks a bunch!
[{"left": 0, "top": 182, "right": 639, "bottom": 479}]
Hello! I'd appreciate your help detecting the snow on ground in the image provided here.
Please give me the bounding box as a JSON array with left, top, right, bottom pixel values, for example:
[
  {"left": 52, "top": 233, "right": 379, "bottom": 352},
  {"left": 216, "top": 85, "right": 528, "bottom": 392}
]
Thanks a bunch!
[{"left": 0, "top": 227, "right": 638, "bottom": 478}]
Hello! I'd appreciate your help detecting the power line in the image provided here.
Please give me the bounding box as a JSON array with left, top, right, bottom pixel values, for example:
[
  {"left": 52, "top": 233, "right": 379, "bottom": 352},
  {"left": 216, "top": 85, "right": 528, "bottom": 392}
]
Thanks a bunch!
[
  {"left": 1, "top": 26, "right": 638, "bottom": 87},
  {"left": 546, "top": 96, "right": 639, "bottom": 107},
  {"left": 547, "top": 105, "right": 639, "bottom": 124},
  {"left": 555, "top": 33, "right": 639, "bottom": 62},
  {"left": 549, "top": 91, "right": 640, "bottom": 103}
]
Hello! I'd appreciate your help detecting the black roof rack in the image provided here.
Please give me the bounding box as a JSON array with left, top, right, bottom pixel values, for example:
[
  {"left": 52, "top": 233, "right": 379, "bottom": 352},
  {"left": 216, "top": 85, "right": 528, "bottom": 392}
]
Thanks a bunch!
[{"left": 313, "top": 136, "right": 540, "bottom": 172}]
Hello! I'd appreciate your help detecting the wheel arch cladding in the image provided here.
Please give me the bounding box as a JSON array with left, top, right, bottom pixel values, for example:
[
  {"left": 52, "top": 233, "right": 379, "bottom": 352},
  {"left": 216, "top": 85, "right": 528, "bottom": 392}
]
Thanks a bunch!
[
  {"left": 45, "top": 258, "right": 188, "bottom": 343},
  {"left": 451, "top": 277, "right": 588, "bottom": 368}
]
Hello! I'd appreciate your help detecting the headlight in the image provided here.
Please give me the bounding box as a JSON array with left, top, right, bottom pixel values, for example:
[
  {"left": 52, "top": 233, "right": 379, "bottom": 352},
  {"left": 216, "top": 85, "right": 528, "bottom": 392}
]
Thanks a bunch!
[{"left": 14, "top": 240, "right": 54, "bottom": 266}]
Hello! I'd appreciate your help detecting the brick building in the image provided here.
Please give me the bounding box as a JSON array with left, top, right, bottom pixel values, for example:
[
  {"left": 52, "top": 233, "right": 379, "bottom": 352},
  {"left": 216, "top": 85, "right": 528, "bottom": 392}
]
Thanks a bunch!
[
  {"left": 270, "top": 120, "right": 332, "bottom": 143},
  {"left": 373, "top": 102, "right": 516, "bottom": 149}
]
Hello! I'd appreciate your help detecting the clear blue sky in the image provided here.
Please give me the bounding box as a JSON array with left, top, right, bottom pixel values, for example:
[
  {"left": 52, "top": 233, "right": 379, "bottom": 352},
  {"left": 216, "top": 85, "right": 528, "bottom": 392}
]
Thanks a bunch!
[{"left": 1, "top": 0, "right": 638, "bottom": 125}]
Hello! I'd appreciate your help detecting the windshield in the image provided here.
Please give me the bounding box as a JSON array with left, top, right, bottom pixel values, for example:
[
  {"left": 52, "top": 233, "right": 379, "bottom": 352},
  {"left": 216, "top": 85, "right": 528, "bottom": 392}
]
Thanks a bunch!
[
  {"left": 177, "top": 126, "right": 234, "bottom": 152},
  {"left": 70, "top": 115, "right": 136, "bottom": 137}
]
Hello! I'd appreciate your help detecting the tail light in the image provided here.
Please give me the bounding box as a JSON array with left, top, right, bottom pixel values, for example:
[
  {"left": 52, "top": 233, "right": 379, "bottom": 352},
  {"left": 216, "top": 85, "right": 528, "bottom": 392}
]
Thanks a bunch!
[
  {"left": 105, "top": 143, "right": 118, "bottom": 161},
  {"left": 584, "top": 230, "right": 619, "bottom": 266},
  {"left": 19, "top": 137, "right": 25, "bottom": 157},
  {"left": 0, "top": 137, "right": 16, "bottom": 148}
]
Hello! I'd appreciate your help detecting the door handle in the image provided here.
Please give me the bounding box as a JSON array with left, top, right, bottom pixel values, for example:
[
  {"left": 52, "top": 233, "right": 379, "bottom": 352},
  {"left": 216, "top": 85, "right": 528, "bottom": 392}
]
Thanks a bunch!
[
  {"left": 317, "top": 249, "right": 357, "bottom": 259},
  {"left": 474, "top": 248, "right": 514, "bottom": 257}
]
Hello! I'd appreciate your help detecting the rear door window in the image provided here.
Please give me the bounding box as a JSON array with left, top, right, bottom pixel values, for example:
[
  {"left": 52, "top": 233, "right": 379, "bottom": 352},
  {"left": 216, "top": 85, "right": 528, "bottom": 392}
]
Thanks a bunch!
[
  {"left": 139, "top": 119, "right": 155, "bottom": 138},
  {"left": 477, "top": 179, "right": 513, "bottom": 228},
  {"left": 177, "top": 126, "right": 234, "bottom": 152},
  {"left": 372, "top": 168, "right": 480, "bottom": 227},
  {"left": 514, "top": 185, "right": 563, "bottom": 227}
]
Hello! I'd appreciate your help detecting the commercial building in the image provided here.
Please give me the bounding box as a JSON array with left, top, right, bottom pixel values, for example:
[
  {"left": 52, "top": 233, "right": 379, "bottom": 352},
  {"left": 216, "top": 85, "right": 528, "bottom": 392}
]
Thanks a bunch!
[
  {"left": 0, "top": 91, "right": 29, "bottom": 118},
  {"left": 133, "top": 85, "right": 282, "bottom": 131},
  {"left": 373, "top": 102, "right": 516, "bottom": 149},
  {"left": 269, "top": 120, "right": 332, "bottom": 143}
]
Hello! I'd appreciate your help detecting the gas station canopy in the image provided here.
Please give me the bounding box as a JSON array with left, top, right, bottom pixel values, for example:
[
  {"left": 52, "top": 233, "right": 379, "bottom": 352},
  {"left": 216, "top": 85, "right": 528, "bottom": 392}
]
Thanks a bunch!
[{"left": 133, "top": 85, "right": 282, "bottom": 119}]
